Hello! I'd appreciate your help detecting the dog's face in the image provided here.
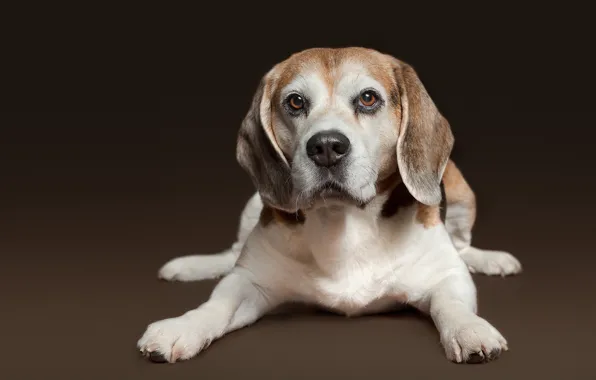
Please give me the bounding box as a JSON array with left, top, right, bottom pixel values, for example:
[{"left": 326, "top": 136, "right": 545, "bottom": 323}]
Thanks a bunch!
[{"left": 237, "top": 47, "right": 454, "bottom": 213}]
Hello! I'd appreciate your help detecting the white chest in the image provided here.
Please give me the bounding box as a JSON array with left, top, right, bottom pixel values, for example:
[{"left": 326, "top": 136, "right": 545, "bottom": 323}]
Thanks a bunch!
[
  {"left": 244, "top": 203, "right": 462, "bottom": 317},
  {"left": 299, "top": 205, "right": 416, "bottom": 316},
  {"left": 309, "top": 262, "right": 407, "bottom": 317}
]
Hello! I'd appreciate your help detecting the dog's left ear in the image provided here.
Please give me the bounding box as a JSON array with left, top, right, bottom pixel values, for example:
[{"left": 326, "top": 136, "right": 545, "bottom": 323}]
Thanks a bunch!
[
  {"left": 392, "top": 60, "right": 454, "bottom": 206},
  {"left": 236, "top": 70, "right": 296, "bottom": 212}
]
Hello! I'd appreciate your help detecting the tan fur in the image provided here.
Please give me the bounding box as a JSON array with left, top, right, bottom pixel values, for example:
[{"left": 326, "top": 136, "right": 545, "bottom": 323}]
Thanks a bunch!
[
  {"left": 272, "top": 47, "right": 398, "bottom": 107},
  {"left": 375, "top": 171, "right": 401, "bottom": 195},
  {"left": 414, "top": 160, "right": 476, "bottom": 229},
  {"left": 442, "top": 159, "right": 477, "bottom": 227},
  {"left": 416, "top": 203, "right": 442, "bottom": 228}
]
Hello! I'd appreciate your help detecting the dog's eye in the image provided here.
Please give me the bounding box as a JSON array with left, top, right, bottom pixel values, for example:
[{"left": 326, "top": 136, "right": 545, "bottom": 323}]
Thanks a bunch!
[
  {"left": 288, "top": 94, "right": 305, "bottom": 110},
  {"left": 359, "top": 91, "right": 377, "bottom": 107},
  {"left": 354, "top": 89, "right": 383, "bottom": 115}
]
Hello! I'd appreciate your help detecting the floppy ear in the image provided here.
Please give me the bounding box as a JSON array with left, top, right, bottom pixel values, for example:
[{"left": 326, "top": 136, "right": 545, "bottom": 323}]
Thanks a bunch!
[
  {"left": 236, "top": 72, "right": 296, "bottom": 212},
  {"left": 393, "top": 61, "right": 454, "bottom": 206}
]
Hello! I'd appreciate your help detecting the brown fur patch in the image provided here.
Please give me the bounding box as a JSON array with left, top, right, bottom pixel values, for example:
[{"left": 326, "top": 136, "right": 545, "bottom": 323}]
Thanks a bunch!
[
  {"left": 442, "top": 160, "right": 474, "bottom": 203},
  {"left": 260, "top": 206, "right": 305, "bottom": 227},
  {"left": 442, "top": 159, "right": 477, "bottom": 227},
  {"left": 390, "top": 88, "right": 400, "bottom": 107},
  {"left": 271, "top": 47, "right": 399, "bottom": 106},
  {"left": 416, "top": 203, "right": 442, "bottom": 228},
  {"left": 375, "top": 170, "right": 401, "bottom": 194},
  {"left": 274, "top": 48, "right": 336, "bottom": 102}
]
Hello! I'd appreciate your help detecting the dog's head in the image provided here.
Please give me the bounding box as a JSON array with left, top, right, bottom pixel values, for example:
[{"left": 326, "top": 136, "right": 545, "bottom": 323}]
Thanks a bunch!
[{"left": 237, "top": 47, "right": 453, "bottom": 213}]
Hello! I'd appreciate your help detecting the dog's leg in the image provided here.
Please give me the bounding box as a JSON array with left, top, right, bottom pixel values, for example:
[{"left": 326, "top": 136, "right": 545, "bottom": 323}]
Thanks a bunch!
[
  {"left": 443, "top": 160, "right": 522, "bottom": 276},
  {"left": 445, "top": 200, "right": 522, "bottom": 276},
  {"left": 416, "top": 272, "right": 508, "bottom": 364},
  {"left": 157, "top": 247, "right": 241, "bottom": 281},
  {"left": 138, "top": 267, "right": 277, "bottom": 363},
  {"left": 458, "top": 247, "right": 522, "bottom": 276},
  {"left": 158, "top": 193, "right": 263, "bottom": 281}
]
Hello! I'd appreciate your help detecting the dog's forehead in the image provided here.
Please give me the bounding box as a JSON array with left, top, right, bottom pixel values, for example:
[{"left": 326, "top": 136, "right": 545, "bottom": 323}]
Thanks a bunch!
[{"left": 271, "top": 47, "right": 395, "bottom": 95}]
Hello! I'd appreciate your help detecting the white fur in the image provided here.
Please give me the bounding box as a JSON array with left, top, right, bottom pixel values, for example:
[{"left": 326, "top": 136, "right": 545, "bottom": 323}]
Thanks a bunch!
[{"left": 138, "top": 193, "right": 510, "bottom": 363}]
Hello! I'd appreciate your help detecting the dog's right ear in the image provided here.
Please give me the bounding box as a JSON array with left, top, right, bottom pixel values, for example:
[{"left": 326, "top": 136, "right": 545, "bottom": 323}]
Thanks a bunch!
[
  {"left": 391, "top": 59, "right": 454, "bottom": 206},
  {"left": 236, "top": 71, "right": 296, "bottom": 212}
]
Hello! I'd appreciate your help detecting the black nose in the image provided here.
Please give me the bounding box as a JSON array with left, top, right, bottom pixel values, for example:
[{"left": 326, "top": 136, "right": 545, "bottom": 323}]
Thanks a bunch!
[{"left": 306, "top": 131, "right": 351, "bottom": 167}]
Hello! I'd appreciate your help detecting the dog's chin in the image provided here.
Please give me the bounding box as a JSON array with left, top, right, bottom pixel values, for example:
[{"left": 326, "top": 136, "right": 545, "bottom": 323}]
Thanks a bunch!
[{"left": 301, "top": 182, "right": 370, "bottom": 210}]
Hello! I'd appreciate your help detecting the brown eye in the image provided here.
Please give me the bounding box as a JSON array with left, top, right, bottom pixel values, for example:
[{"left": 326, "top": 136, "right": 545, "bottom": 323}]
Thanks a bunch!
[
  {"left": 359, "top": 91, "right": 377, "bottom": 107},
  {"left": 289, "top": 94, "right": 304, "bottom": 110}
]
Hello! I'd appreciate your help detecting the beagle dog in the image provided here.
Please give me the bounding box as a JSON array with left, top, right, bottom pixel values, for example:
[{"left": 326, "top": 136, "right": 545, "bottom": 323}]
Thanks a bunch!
[{"left": 137, "top": 47, "right": 522, "bottom": 364}]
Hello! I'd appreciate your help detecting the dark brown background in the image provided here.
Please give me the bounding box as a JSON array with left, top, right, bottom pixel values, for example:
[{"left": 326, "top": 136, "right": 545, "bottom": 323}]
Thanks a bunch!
[{"left": 2, "top": 6, "right": 595, "bottom": 380}]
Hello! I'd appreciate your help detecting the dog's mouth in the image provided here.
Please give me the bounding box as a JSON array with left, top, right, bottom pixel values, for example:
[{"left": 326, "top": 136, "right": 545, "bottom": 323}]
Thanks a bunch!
[
  {"left": 317, "top": 181, "right": 349, "bottom": 197},
  {"left": 307, "top": 181, "right": 366, "bottom": 207}
]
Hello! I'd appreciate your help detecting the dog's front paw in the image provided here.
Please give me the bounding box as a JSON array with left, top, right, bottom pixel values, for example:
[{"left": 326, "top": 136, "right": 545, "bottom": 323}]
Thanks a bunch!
[
  {"left": 137, "top": 316, "right": 210, "bottom": 363},
  {"left": 442, "top": 317, "right": 508, "bottom": 364}
]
